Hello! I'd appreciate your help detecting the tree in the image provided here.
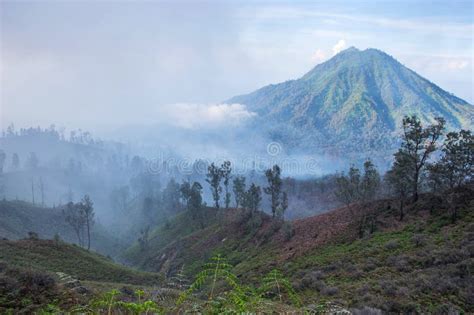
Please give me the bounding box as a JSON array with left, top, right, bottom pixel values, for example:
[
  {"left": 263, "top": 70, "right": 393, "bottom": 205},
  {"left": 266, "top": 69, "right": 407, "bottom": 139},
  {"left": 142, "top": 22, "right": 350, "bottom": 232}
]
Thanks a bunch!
[
  {"left": 0, "top": 150, "right": 5, "bottom": 173},
  {"left": 181, "top": 181, "right": 204, "bottom": 227},
  {"left": 79, "top": 195, "right": 95, "bottom": 250},
  {"left": 360, "top": 160, "right": 380, "bottom": 232},
  {"left": 335, "top": 161, "right": 380, "bottom": 236},
  {"left": 39, "top": 177, "right": 45, "bottom": 206},
  {"left": 386, "top": 152, "right": 412, "bottom": 221},
  {"left": 360, "top": 160, "right": 380, "bottom": 203},
  {"left": 264, "top": 165, "right": 283, "bottom": 218},
  {"left": 180, "top": 181, "right": 192, "bottom": 209},
  {"left": 206, "top": 163, "right": 222, "bottom": 209},
  {"left": 11, "top": 153, "right": 20, "bottom": 170},
  {"left": 163, "top": 178, "right": 181, "bottom": 212},
  {"left": 335, "top": 165, "right": 361, "bottom": 208},
  {"left": 221, "top": 161, "right": 232, "bottom": 209},
  {"left": 63, "top": 202, "right": 86, "bottom": 247},
  {"left": 26, "top": 152, "right": 39, "bottom": 170},
  {"left": 190, "top": 182, "right": 204, "bottom": 228},
  {"left": 428, "top": 130, "right": 473, "bottom": 222},
  {"left": 397, "top": 115, "right": 445, "bottom": 202},
  {"left": 232, "top": 176, "right": 246, "bottom": 208},
  {"left": 243, "top": 183, "right": 262, "bottom": 213}
]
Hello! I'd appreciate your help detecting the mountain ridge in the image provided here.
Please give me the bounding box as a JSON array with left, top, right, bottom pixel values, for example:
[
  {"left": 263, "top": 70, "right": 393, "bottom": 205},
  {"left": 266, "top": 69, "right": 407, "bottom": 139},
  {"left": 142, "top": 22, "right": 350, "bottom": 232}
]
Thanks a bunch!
[{"left": 228, "top": 47, "right": 473, "bottom": 158}]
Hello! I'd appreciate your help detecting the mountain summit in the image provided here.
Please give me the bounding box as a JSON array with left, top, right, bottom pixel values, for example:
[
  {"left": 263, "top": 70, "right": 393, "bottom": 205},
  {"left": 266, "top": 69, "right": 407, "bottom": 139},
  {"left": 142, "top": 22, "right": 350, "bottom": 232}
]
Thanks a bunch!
[{"left": 228, "top": 47, "right": 473, "bottom": 157}]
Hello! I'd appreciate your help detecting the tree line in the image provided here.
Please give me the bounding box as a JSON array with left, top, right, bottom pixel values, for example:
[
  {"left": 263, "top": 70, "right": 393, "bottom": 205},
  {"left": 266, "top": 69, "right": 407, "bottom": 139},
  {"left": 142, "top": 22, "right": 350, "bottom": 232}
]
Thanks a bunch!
[
  {"left": 176, "top": 161, "right": 289, "bottom": 229},
  {"left": 335, "top": 115, "right": 472, "bottom": 238}
]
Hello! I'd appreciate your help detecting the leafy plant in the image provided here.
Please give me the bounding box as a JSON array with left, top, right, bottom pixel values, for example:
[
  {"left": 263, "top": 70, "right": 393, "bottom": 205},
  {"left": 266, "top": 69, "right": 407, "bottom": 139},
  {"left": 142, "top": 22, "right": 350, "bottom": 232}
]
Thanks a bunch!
[
  {"left": 260, "top": 269, "right": 301, "bottom": 307},
  {"left": 177, "top": 254, "right": 242, "bottom": 305}
]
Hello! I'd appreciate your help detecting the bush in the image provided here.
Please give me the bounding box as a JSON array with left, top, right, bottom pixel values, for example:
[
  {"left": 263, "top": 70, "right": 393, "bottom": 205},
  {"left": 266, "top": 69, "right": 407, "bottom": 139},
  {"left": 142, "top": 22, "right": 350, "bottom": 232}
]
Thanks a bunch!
[
  {"left": 433, "top": 303, "right": 460, "bottom": 315},
  {"left": 412, "top": 233, "right": 426, "bottom": 247},
  {"left": 384, "top": 240, "right": 399, "bottom": 250},
  {"left": 27, "top": 231, "right": 39, "bottom": 240},
  {"left": 363, "top": 258, "right": 378, "bottom": 272},
  {"left": 387, "top": 255, "right": 412, "bottom": 272},
  {"left": 301, "top": 271, "right": 325, "bottom": 289},
  {"left": 379, "top": 279, "right": 397, "bottom": 296},
  {"left": 321, "top": 285, "right": 339, "bottom": 296},
  {"left": 0, "top": 265, "right": 59, "bottom": 313}
]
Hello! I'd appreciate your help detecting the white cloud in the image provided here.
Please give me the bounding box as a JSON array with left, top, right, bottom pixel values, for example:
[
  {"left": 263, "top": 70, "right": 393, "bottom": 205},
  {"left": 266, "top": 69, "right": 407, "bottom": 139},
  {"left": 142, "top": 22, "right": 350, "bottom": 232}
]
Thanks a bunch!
[
  {"left": 156, "top": 103, "right": 257, "bottom": 129},
  {"left": 446, "top": 60, "right": 469, "bottom": 70},
  {"left": 332, "top": 39, "right": 346, "bottom": 55},
  {"left": 311, "top": 49, "right": 326, "bottom": 63}
]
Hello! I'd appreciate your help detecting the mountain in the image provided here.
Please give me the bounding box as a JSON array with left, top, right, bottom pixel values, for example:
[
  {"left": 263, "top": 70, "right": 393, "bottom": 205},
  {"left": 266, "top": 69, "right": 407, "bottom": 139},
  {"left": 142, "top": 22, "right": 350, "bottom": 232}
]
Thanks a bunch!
[{"left": 228, "top": 47, "right": 474, "bottom": 159}]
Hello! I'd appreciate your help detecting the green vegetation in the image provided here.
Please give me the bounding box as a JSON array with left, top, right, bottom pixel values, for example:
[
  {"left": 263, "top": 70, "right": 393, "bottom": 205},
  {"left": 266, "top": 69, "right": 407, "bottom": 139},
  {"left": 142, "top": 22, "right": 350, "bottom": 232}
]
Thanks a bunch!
[
  {"left": 228, "top": 47, "right": 473, "bottom": 157},
  {"left": 0, "top": 200, "right": 125, "bottom": 257},
  {"left": 1, "top": 115, "right": 472, "bottom": 313},
  {"left": 0, "top": 239, "right": 162, "bottom": 285}
]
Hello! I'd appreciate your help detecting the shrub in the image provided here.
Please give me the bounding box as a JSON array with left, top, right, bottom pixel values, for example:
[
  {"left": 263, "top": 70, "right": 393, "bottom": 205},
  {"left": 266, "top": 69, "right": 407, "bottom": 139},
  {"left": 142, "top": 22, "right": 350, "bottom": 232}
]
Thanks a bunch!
[
  {"left": 27, "top": 231, "right": 39, "bottom": 240},
  {"left": 387, "top": 255, "right": 412, "bottom": 272},
  {"left": 321, "top": 286, "right": 339, "bottom": 296},
  {"left": 433, "top": 303, "right": 460, "bottom": 315},
  {"left": 384, "top": 240, "right": 399, "bottom": 250},
  {"left": 379, "top": 279, "right": 397, "bottom": 296},
  {"left": 412, "top": 233, "right": 426, "bottom": 247},
  {"left": 362, "top": 258, "right": 378, "bottom": 272}
]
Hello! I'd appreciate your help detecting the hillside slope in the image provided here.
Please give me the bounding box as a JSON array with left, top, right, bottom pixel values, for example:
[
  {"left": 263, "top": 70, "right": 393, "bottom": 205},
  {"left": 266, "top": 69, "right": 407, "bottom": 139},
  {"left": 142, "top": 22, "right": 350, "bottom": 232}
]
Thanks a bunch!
[
  {"left": 0, "top": 200, "right": 125, "bottom": 257},
  {"left": 125, "top": 187, "right": 474, "bottom": 313},
  {"left": 0, "top": 239, "right": 162, "bottom": 286},
  {"left": 229, "top": 47, "right": 474, "bottom": 156}
]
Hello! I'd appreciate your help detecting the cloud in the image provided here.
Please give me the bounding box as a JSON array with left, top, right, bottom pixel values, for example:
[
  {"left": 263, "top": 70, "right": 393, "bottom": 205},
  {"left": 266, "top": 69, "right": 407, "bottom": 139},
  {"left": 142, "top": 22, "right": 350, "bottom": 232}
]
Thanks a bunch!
[
  {"left": 156, "top": 103, "right": 257, "bottom": 129},
  {"left": 332, "top": 39, "right": 346, "bottom": 55},
  {"left": 241, "top": 6, "right": 473, "bottom": 39},
  {"left": 311, "top": 49, "right": 326, "bottom": 63},
  {"left": 446, "top": 60, "right": 469, "bottom": 70}
]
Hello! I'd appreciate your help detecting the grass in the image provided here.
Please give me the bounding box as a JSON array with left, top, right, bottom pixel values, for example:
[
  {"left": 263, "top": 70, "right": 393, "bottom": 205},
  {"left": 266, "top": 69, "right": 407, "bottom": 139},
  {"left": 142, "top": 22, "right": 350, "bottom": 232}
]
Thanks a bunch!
[
  {"left": 283, "top": 210, "right": 474, "bottom": 313},
  {"left": 0, "top": 239, "right": 163, "bottom": 285}
]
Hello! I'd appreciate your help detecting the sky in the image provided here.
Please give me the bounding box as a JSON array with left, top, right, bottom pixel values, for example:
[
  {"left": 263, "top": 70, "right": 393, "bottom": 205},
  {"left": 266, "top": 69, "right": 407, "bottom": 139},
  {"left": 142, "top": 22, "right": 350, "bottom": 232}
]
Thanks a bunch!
[{"left": 1, "top": 0, "right": 473, "bottom": 135}]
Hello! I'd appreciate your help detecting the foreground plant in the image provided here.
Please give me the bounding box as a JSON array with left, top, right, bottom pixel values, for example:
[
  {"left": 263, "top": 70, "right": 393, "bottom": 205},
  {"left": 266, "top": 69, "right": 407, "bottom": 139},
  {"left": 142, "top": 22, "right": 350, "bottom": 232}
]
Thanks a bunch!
[
  {"left": 176, "top": 254, "right": 300, "bottom": 312},
  {"left": 260, "top": 269, "right": 301, "bottom": 307}
]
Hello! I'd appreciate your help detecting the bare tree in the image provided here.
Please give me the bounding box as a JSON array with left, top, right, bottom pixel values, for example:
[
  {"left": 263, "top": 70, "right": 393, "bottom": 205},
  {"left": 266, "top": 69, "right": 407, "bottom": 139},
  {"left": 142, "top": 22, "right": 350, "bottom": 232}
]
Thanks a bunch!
[
  {"left": 80, "top": 195, "right": 95, "bottom": 250},
  {"left": 221, "top": 161, "right": 232, "bottom": 209}
]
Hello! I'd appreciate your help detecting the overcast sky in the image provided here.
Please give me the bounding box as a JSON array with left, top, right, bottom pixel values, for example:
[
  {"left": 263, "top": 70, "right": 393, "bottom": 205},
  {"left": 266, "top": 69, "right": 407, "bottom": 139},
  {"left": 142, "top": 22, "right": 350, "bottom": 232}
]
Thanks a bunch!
[{"left": 1, "top": 0, "right": 473, "bottom": 134}]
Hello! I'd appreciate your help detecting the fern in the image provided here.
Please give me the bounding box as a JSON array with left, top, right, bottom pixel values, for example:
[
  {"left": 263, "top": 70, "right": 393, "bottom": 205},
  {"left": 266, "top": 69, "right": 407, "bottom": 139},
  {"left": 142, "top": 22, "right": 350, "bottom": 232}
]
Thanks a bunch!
[
  {"left": 259, "top": 269, "right": 301, "bottom": 307},
  {"left": 176, "top": 254, "right": 243, "bottom": 306},
  {"left": 167, "top": 264, "right": 190, "bottom": 290},
  {"left": 88, "top": 289, "right": 120, "bottom": 315}
]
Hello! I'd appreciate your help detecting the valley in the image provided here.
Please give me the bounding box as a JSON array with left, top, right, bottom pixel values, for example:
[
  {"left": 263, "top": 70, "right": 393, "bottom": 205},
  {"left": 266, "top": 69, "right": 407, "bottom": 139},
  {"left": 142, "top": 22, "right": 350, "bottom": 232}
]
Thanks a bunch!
[{"left": 1, "top": 2, "right": 473, "bottom": 313}]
